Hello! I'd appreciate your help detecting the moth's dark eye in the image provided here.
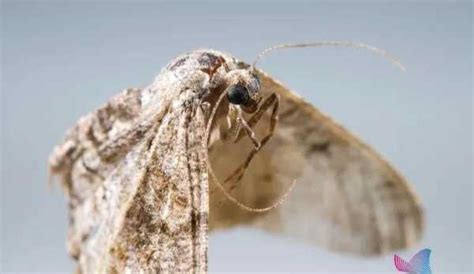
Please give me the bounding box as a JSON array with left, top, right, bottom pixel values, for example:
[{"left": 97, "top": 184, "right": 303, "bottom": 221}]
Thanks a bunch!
[{"left": 227, "top": 84, "right": 250, "bottom": 105}]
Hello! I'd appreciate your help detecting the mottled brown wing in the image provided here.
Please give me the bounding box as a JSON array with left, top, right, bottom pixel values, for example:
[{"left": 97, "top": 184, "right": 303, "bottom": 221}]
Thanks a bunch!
[
  {"left": 104, "top": 103, "right": 209, "bottom": 272},
  {"left": 49, "top": 88, "right": 144, "bottom": 194},
  {"left": 209, "top": 69, "right": 424, "bottom": 255},
  {"left": 51, "top": 91, "right": 208, "bottom": 272}
]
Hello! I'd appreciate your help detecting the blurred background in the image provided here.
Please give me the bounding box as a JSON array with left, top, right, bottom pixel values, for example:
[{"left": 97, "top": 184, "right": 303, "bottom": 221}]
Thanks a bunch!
[{"left": 1, "top": 1, "right": 472, "bottom": 273}]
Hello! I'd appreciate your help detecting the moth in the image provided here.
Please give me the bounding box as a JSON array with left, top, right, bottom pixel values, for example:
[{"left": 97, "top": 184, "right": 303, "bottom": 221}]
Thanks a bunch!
[{"left": 49, "top": 42, "right": 424, "bottom": 273}]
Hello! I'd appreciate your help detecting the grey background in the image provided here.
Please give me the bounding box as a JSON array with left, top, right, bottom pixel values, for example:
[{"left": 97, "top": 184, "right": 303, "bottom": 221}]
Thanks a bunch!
[{"left": 1, "top": 1, "right": 472, "bottom": 273}]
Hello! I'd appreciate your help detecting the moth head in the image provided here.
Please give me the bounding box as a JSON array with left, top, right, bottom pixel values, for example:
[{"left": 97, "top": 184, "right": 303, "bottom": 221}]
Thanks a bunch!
[{"left": 225, "top": 69, "right": 261, "bottom": 113}]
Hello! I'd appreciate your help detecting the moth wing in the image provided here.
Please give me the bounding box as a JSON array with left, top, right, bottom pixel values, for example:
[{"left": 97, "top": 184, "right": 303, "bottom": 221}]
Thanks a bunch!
[
  {"left": 48, "top": 88, "right": 144, "bottom": 193},
  {"left": 66, "top": 100, "right": 209, "bottom": 272},
  {"left": 209, "top": 69, "right": 424, "bottom": 255}
]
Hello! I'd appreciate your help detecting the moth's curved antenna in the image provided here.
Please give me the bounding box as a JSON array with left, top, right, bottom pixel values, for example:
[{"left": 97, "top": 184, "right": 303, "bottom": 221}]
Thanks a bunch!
[
  {"left": 204, "top": 90, "right": 297, "bottom": 213},
  {"left": 208, "top": 163, "right": 297, "bottom": 213},
  {"left": 252, "top": 41, "right": 406, "bottom": 72}
]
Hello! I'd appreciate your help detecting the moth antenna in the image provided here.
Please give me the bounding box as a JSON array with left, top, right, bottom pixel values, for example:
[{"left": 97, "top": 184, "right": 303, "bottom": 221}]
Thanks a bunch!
[
  {"left": 207, "top": 162, "right": 297, "bottom": 213},
  {"left": 203, "top": 91, "right": 297, "bottom": 212},
  {"left": 252, "top": 41, "right": 406, "bottom": 72}
]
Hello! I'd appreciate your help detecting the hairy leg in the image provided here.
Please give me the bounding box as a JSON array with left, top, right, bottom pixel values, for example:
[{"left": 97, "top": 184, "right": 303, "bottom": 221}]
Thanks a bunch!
[
  {"left": 234, "top": 93, "right": 279, "bottom": 143},
  {"left": 224, "top": 93, "right": 280, "bottom": 188}
]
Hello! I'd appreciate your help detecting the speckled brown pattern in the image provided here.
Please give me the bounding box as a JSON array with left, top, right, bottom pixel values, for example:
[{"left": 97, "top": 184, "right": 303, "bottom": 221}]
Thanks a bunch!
[
  {"left": 49, "top": 50, "right": 235, "bottom": 273},
  {"left": 49, "top": 49, "right": 424, "bottom": 273}
]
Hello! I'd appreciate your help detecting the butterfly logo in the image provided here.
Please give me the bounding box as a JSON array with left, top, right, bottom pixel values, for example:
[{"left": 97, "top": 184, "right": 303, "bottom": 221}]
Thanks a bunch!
[{"left": 394, "top": 248, "right": 432, "bottom": 274}]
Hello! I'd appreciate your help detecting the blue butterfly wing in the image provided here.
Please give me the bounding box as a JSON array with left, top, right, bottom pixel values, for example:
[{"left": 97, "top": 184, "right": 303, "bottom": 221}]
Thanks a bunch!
[{"left": 408, "top": 248, "right": 432, "bottom": 274}]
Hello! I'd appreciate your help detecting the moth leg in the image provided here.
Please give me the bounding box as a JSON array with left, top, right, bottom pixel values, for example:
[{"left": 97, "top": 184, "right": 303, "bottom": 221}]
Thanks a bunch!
[
  {"left": 219, "top": 105, "right": 240, "bottom": 141},
  {"left": 219, "top": 105, "right": 260, "bottom": 149},
  {"left": 224, "top": 93, "right": 280, "bottom": 188},
  {"left": 209, "top": 108, "right": 261, "bottom": 196},
  {"left": 201, "top": 102, "right": 211, "bottom": 120},
  {"left": 234, "top": 92, "right": 279, "bottom": 143},
  {"left": 234, "top": 110, "right": 261, "bottom": 149}
]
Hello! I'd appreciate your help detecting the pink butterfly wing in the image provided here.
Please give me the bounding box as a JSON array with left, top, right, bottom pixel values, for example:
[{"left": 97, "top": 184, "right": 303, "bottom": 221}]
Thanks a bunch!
[{"left": 394, "top": 254, "right": 412, "bottom": 272}]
